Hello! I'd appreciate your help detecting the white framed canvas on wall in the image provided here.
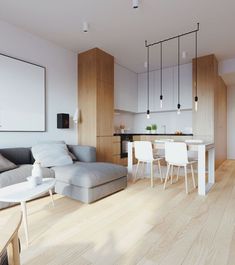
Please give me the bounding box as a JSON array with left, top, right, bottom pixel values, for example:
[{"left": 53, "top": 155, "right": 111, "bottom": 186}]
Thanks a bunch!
[{"left": 0, "top": 53, "right": 46, "bottom": 132}]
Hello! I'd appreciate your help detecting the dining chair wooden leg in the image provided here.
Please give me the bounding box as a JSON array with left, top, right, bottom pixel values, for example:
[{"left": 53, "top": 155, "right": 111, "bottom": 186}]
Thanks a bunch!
[
  {"left": 134, "top": 160, "right": 140, "bottom": 182},
  {"left": 150, "top": 161, "right": 154, "bottom": 188},
  {"left": 176, "top": 166, "right": 180, "bottom": 182},
  {"left": 184, "top": 166, "right": 188, "bottom": 194},
  {"left": 158, "top": 160, "right": 163, "bottom": 183},
  {"left": 164, "top": 164, "right": 170, "bottom": 190},
  {"left": 191, "top": 164, "right": 196, "bottom": 188},
  {"left": 170, "top": 165, "right": 174, "bottom": 184}
]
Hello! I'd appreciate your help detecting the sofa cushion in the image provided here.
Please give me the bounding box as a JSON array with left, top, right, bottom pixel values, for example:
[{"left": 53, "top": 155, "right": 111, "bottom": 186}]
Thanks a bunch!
[
  {"left": 32, "top": 143, "right": 73, "bottom": 167},
  {"left": 0, "top": 148, "right": 33, "bottom": 165},
  {"left": 0, "top": 164, "right": 55, "bottom": 189},
  {"left": 0, "top": 154, "right": 17, "bottom": 172},
  {"left": 54, "top": 162, "right": 127, "bottom": 188},
  {"left": 67, "top": 145, "right": 96, "bottom": 162}
]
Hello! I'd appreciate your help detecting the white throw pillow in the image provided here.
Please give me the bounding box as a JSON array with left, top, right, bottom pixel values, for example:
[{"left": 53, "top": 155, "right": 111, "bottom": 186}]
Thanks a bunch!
[
  {"left": 32, "top": 143, "right": 73, "bottom": 167},
  {"left": 37, "top": 140, "right": 77, "bottom": 160}
]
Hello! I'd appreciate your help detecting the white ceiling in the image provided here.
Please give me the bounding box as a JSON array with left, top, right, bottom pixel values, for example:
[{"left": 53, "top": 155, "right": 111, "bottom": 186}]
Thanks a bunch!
[
  {"left": 221, "top": 73, "right": 235, "bottom": 87},
  {"left": 0, "top": 0, "right": 235, "bottom": 73}
]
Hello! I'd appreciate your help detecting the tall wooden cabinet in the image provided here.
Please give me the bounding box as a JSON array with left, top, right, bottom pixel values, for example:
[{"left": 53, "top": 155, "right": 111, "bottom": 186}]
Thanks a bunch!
[
  {"left": 78, "top": 48, "right": 114, "bottom": 162},
  {"left": 192, "top": 54, "right": 227, "bottom": 168}
]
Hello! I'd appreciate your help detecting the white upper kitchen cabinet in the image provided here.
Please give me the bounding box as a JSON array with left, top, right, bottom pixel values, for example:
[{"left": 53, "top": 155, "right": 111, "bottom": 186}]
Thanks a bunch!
[
  {"left": 161, "top": 67, "right": 174, "bottom": 111},
  {"left": 138, "top": 67, "right": 175, "bottom": 112},
  {"left": 114, "top": 64, "right": 138, "bottom": 112},
  {"left": 137, "top": 72, "right": 147, "bottom": 113},
  {"left": 138, "top": 72, "right": 155, "bottom": 113},
  {"left": 173, "top": 63, "right": 192, "bottom": 109}
]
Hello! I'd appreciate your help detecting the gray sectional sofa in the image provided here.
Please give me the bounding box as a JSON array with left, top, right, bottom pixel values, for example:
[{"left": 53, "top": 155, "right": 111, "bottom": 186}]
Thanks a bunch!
[{"left": 0, "top": 145, "right": 127, "bottom": 210}]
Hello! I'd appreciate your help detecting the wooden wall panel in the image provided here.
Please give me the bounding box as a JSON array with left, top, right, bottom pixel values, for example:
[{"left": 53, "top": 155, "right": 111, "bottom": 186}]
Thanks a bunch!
[
  {"left": 96, "top": 80, "right": 114, "bottom": 136},
  {"left": 97, "top": 49, "right": 114, "bottom": 84},
  {"left": 78, "top": 48, "right": 115, "bottom": 163},
  {"left": 192, "top": 54, "right": 227, "bottom": 168},
  {"left": 192, "top": 55, "right": 218, "bottom": 141},
  {"left": 215, "top": 77, "right": 227, "bottom": 168},
  {"left": 78, "top": 49, "right": 97, "bottom": 147},
  {"left": 96, "top": 136, "right": 114, "bottom": 163}
]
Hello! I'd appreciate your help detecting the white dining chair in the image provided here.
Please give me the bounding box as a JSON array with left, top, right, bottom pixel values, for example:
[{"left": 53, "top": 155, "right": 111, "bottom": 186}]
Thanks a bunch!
[
  {"left": 154, "top": 138, "right": 174, "bottom": 158},
  {"left": 134, "top": 141, "right": 163, "bottom": 187},
  {"left": 164, "top": 142, "right": 197, "bottom": 194}
]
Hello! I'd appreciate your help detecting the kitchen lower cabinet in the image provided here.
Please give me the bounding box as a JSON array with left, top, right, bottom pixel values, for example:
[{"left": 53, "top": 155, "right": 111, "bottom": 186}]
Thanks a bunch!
[{"left": 113, "top": 155, "right": 128, "bottom": 166}]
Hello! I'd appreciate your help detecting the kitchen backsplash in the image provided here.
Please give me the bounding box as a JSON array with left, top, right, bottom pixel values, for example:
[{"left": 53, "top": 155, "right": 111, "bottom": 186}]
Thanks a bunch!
[
  {"left": 114, "top": 110, "right": 192, "bottom": 134},
  {"left": 114, "top": 111, "right": 135, "bottom": 133}
]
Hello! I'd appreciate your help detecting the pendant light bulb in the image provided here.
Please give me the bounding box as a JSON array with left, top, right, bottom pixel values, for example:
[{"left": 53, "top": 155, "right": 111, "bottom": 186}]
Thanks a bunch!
[
  {"left": 177, "top": 104, "right": 181, "bottom": 115},
  {"left": 160, "top": 95, "right": 163, "bottom": 109},
  {"left": 147, "top": 109, "right": 150, "bottom": 119},
  {"left": 82, "top": 22, "right": 89, "bottom": 33},
  {"left": 195, "top": 96, "right": 198, "bottom": 112},
  {"left": 132, "top": 0, "right": 139, "bottom": 9},
  {"left": 195, "top": 101, "right": 198, "bottom": 112},
  {"left": 182, "top": 51, "right": 187, "bottom": 59},
  {"left": 144, "top": 61, "right": 148, "bottom": 68}
]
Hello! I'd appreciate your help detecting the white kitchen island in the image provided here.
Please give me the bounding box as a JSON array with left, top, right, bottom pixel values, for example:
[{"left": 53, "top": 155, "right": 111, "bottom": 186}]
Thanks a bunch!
[{"left": 128, "top": 141, "right": 215, "bottom": 196}]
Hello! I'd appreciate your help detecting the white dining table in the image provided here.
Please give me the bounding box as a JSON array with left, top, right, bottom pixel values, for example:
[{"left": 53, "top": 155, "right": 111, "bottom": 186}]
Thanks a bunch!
[{"left": 128, "top": 141, "right": 215, "bottom": 196}]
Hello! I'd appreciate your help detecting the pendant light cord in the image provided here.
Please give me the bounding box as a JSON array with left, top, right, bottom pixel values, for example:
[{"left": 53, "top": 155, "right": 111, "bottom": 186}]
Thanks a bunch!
[
  {"left": 178, "top": 36, "right": 180, "bottom": 106},
  {"left": 195, "top": 30, "right": 198, "bottom": 98},
  {"left": 160, "top": 42, "right": 163, "bottom": 98},
  {"left": 147, "top": 45, "right": 150, "bottom": 111}
]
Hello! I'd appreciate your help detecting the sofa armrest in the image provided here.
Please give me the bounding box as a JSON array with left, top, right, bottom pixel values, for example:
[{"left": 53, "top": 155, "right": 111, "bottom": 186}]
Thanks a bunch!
[{"left": 68, "top": 145, "right": 96, "bottom": 162}]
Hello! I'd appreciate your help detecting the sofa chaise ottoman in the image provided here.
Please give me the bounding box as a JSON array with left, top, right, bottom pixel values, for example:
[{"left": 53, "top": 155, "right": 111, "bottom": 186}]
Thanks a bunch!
[
  {"left": 54, "top": 161, "right": 127, "bottom": 203},
  {"left": 54, "top": 145, "right": 127, "bottom": 203}
]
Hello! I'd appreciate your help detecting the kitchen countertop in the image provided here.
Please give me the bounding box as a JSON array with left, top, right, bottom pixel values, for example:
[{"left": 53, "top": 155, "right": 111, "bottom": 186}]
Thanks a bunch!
[{"left": 113, "top": 133, "right": 193, "bottom": 136}]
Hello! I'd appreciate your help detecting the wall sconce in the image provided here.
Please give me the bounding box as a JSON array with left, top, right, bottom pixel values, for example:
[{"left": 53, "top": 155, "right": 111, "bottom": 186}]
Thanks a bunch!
[{"left": 73, "top": 108, "right": 80, "bottom": 124}]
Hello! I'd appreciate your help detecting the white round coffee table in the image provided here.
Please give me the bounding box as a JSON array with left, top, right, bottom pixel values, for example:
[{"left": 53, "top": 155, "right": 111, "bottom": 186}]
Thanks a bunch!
[{"left": 0, "top": 178, "right": 56, "bottom": 246}]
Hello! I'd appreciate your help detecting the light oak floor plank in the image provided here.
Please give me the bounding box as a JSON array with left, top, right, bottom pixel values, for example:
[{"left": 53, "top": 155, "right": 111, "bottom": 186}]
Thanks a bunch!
[{"left": 0, "top": 160, "right": 234, "bottom": 265}]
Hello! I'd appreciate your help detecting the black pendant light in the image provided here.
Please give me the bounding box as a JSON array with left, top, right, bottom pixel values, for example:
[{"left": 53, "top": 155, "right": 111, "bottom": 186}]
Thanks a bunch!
[
  {"left": 160, "top": 42, "right": 163, "bottom": 108},
  {"left": 177, "top": 36, "right": 181, "bottom": 115},
  {"left": 145, "top": 23, "right": 200, "bottom": 115},
  {"left": 194, "top": 23, "right": 199, "bottom": 112},
  {"left": 146, "top": 41, "right": 150, "bottom": 119}
]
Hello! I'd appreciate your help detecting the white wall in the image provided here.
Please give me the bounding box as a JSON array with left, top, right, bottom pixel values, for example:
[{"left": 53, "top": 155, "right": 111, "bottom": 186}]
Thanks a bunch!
[
  {"left": 133, "top": 110, "right": 192, "bottom": 134},
  {"left": 219, "top": 57, "right": 235, "bottom": 75},
  {"left": 227, "top": 86, "right": 235, "bottom": 159},
  {"left": 0, "top": 20, "right": 77, "bottom": 148}
]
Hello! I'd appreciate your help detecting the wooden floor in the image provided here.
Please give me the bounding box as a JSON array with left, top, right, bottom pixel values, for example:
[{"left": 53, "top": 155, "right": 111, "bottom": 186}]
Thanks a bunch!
[{"left": 1, "top": 160, "right": 235, "bottom": 265}]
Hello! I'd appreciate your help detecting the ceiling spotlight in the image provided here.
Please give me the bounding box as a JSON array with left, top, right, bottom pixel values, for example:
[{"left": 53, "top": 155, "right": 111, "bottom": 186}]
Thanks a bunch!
[
  {"left": 83, "top": 22, "right": 89, "bottom": 33},
  {"left": 182, "top": 51, "right": 187, "bottom": 59},
  {"left": 132, "top": 0, "right": 139, "bottom": 9}
]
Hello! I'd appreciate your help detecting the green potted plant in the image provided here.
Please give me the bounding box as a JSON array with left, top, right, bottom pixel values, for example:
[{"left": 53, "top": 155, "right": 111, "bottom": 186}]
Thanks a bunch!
[
  {"left": 151, "top": 124, "right": 157, "bottom": 134},
  {"left": 145, "top": 126, "right": 151, "bottom": 134}
]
